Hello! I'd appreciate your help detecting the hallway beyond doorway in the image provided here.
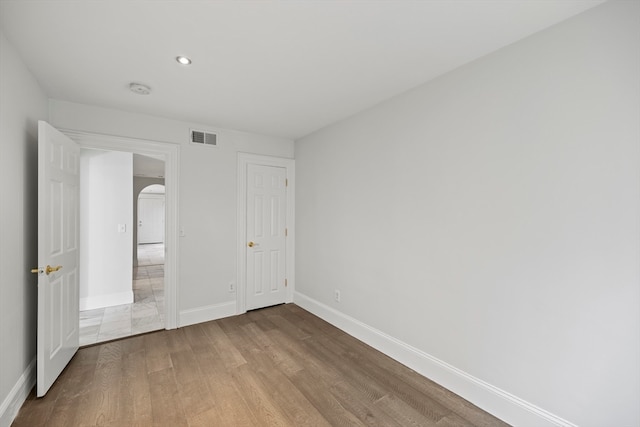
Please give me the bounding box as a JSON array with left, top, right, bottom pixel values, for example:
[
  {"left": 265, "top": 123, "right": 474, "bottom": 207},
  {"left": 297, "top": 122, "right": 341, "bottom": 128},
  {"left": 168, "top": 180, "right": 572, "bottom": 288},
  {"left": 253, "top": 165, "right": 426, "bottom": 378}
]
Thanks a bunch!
[
  {"left": 137, "top": 242, "right": 165, "bottom": 266},
  {"left": 79, "top": 244, "right": 165, "bottom": 346}
]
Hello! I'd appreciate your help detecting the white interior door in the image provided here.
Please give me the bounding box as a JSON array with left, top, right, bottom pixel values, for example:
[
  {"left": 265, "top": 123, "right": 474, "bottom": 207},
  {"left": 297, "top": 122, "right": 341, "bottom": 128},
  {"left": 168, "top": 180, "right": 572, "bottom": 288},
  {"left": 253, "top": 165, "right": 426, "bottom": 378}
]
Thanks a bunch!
[
  {"left": 246, "top": 164, "right": 287, "bottom": 310},
  {"left": 36, "top": 121, "right": 80, "bottom": 397},
  {"left": 138, "top": 194, "right": 165, "bottom": 244}
]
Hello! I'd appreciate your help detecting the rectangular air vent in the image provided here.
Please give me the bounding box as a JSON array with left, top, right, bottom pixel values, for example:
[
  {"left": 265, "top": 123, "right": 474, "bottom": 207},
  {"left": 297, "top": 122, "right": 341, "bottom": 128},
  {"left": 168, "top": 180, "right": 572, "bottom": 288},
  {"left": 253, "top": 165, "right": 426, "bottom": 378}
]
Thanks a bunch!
[{"left": 190, "top": 129, "right": 218, "bottom": 147}]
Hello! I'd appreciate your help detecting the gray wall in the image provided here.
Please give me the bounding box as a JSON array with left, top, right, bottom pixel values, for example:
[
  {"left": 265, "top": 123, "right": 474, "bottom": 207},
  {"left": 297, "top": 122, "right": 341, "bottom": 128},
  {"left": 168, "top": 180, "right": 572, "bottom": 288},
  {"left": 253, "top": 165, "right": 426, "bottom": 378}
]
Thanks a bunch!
[
  {"left": 0, "top": 30, "right": 49, "bottom": 424},
  {"left": 294, "top": 2, "right": 639, "bottom": 426}
]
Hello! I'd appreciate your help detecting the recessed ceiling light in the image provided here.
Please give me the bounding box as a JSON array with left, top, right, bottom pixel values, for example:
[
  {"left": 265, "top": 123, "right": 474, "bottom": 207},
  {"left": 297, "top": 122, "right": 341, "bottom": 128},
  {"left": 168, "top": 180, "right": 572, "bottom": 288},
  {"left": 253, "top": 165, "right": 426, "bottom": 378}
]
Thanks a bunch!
[
  {"left": 176, "top": 56, "right": 192, "bottom": 65},
  {"left": 129, "top": 82, "right": 151, "bottom": 95}
]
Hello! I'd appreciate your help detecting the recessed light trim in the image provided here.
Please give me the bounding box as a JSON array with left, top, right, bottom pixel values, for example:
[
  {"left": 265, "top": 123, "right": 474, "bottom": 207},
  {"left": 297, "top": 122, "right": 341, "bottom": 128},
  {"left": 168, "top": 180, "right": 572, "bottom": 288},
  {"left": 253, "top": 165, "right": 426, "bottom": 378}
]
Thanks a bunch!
[{"left": 176, "top": 56, "right": 192, "bottom": 65}]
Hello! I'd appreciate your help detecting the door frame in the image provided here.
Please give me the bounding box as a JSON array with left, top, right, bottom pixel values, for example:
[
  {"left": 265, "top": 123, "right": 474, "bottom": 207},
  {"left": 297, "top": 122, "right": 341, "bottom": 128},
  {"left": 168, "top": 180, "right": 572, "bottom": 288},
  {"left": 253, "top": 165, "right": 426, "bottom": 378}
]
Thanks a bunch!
[
  {"left": 61, "top": 129, "right": 180, "bottom": 329},
  {"left": 236, "top": 153, "right": 295, "bottom": 314}
]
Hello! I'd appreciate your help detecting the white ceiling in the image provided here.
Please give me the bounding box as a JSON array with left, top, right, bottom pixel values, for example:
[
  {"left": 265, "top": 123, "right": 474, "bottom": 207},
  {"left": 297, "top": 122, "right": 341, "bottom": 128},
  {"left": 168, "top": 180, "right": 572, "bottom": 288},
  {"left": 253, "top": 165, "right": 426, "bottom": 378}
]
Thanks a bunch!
[
  {"left": 0, "top": 0, "right": 604, "bottom": 140},
  {"left": 133, "top": 153, "right": 164, "bottom": 178}
]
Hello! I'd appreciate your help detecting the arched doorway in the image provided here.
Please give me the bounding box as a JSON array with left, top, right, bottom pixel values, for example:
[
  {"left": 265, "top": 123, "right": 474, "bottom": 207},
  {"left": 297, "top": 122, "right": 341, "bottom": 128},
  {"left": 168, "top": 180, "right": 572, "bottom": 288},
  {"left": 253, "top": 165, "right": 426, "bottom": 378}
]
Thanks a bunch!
[
  {"left": 137, "top": 184, "right": 165, "bottom": 264},
  {"left": 130, "top": 182, "right": 166, "bottom": 336}
]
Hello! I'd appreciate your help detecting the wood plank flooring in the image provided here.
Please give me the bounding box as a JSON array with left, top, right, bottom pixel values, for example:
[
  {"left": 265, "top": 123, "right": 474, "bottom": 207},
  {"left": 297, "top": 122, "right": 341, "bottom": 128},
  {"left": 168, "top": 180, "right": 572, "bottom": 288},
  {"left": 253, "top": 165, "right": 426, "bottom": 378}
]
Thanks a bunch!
[{"left": 13, "top": 303, "right": 510, "bottom": 427}]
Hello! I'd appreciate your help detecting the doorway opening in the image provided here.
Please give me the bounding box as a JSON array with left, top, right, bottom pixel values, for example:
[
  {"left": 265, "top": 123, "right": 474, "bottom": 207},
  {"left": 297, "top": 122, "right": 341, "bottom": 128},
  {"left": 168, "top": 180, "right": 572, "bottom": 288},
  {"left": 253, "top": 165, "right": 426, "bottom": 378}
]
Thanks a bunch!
[
  {"left": 77, "top": 150, "right": 167, "bottom": 345},
  {"left": 134, "top": 183, "right": 166, "bottom": 338}
]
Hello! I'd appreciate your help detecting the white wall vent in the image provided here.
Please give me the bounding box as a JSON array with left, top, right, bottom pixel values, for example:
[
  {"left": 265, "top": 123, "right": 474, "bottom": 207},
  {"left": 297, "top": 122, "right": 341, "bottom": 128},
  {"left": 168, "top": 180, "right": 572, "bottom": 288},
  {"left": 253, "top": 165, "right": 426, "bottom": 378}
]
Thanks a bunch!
[{"left": 190, "top": 129, "right": 218, "bottom": 147}]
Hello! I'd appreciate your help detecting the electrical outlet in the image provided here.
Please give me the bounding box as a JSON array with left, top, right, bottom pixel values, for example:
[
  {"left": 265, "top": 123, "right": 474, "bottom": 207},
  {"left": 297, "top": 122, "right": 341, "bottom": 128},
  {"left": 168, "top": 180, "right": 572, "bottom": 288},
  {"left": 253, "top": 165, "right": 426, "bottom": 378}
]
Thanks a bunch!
[
  {"left": 229, "top": 282, "right": 235, "bottom": 293},
  {"left": 334, "top": 289, "right": 341, "bottom": 303}
]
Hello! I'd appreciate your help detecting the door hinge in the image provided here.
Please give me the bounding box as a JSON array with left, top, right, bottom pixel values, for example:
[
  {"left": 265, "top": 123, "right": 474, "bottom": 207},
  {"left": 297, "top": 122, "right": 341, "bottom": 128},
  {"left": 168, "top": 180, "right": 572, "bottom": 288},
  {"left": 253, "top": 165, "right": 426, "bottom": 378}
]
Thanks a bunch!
[
  {"left": 285, "top": 178, "right": 288, "bottom": 187},
  {"left": 285, "top": 228, "right": 288, "bottom": 237},
  {"left": 285, "top": 278, "right": 288, "bottom": 287}
]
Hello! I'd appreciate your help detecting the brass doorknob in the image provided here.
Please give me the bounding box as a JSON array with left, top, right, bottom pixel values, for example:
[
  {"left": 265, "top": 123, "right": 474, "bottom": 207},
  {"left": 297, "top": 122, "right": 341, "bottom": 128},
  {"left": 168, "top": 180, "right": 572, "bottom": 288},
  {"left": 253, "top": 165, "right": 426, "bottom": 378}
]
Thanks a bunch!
[
  {"left": 248, "top": 241, "right": 255, "bottom": 247},
  {"left": 30, "top": 265, "right": 62, "bottom": 275},
  {"left": 46, "top": 265, "right": 63, "bottom": 275}
]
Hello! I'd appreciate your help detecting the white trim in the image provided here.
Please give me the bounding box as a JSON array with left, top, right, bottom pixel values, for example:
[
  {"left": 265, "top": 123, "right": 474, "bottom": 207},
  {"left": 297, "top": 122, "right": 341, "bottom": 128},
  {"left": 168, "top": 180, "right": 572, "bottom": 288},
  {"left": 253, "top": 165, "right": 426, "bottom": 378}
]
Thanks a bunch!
[
  {"left": 179, "top": 302, "right": 236, "bottom": 327},
  {"left": 236, "top": 153, "right": 295, "bottom": 314},
  {"left": 0, "top": 358, "right": 36, "bottom": 427},
  {"left": 79, "top": 291, "right": 134, "bottom": 311},
  {"left": 60, "top": 129, "right": 180, "bottom": 330},
  {"left": 294, "top": 292, "right": 579, "bottom": 427}
]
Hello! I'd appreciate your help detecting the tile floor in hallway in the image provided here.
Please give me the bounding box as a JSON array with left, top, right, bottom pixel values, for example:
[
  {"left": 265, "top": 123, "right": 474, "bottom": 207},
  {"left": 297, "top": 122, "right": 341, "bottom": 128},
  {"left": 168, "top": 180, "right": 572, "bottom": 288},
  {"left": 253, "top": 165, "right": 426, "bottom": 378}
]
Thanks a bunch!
[
  {"left": 79, "top": 244, "right": 165, "bottom": 346},
  {"left": 137, "top": 242, "right": 165, "bottom": 267}
]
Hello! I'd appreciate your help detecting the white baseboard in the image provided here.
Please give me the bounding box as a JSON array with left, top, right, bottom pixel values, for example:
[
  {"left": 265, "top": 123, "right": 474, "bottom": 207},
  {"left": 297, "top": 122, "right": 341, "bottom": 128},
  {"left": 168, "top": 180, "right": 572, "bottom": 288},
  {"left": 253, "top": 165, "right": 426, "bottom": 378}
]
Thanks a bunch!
[
  {"left": 0, "top": 358, "right": 35, "bottom": 427},
  {"left": 293, "top": 292, "right": 577, "bottom": 427},
  {"left": 179, "top": 301, "right": 237, "bottom": 327},
  {"left": 80, "top": 290, "right": 133, "bottom": 311}
]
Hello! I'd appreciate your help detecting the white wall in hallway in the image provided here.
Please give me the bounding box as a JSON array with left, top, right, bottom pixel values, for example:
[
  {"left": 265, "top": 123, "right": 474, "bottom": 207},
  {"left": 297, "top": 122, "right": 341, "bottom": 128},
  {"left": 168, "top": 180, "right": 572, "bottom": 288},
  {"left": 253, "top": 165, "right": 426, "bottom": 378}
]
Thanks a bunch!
[
  {"left": 295, "top": 2, "right": 639, "bottom": 426},
  {"left": 79, "top": 149, "right": 133, "bottom": 310}
]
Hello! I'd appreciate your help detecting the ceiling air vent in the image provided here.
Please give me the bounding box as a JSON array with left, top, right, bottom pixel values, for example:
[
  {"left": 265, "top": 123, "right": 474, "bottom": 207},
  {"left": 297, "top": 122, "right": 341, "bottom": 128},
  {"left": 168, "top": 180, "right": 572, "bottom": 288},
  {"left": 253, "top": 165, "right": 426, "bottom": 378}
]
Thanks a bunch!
[{"left": 190, "top": 129, "right": 218, "bottom": 147}]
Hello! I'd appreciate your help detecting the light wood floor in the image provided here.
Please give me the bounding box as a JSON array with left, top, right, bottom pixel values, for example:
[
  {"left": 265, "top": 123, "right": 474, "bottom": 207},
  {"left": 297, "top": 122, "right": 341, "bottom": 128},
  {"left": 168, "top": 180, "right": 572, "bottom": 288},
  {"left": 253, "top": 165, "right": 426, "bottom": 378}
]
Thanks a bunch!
[{"left": 13, "top": 304, "right": 509, "bottom": 426}]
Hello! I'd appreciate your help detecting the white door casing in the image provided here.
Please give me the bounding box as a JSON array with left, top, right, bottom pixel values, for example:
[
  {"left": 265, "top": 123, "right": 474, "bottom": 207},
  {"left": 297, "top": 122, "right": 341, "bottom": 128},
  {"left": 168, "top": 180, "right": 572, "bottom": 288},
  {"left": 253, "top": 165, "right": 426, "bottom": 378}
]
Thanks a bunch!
[
  {"left": 36, "top": 121, "right": 80, "bottom": 397},
  {"left": 138, "top": 194, "right": 165, "bottom": 244},
  {"left": 60, "top": 129, "right": 179, "bottom": 330},
  {"left": 237, "top": 153, "right": 295, "bottom": 314},
  {"left": 246, "top": 164, "right": 287, "bottom": 310}
]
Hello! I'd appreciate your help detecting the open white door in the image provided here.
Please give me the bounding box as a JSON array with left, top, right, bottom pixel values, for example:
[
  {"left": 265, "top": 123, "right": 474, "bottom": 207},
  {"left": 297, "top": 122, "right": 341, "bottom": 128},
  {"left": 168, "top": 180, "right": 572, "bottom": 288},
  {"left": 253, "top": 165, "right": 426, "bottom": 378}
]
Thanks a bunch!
[{"left": 34, "top": 121, "right": 80, "bottom": 397}]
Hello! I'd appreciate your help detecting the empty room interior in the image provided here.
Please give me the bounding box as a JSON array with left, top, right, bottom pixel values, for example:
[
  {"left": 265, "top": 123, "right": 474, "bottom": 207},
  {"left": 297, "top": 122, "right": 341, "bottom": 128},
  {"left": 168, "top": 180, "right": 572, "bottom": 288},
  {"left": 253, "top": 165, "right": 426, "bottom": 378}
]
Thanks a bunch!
[{"left": 0, "top": 1, "right": 638, "bottom": 426}]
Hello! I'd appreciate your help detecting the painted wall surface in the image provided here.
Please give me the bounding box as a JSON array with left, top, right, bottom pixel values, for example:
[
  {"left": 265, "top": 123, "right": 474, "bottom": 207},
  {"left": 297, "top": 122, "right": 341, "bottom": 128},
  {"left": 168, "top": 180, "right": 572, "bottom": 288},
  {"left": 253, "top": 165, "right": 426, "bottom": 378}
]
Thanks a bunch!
[
  {"left": 295, "top": 2, "right": 639, "bottom": 426},
  {"left": 0, "top": 30, "right": 49, "bottom": 424},
  {"left": 50, "top": 100, "right": 295, "bottom": 319},
  {"left": 79, "top": 149, "right": 133, "bottom": 310}
]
